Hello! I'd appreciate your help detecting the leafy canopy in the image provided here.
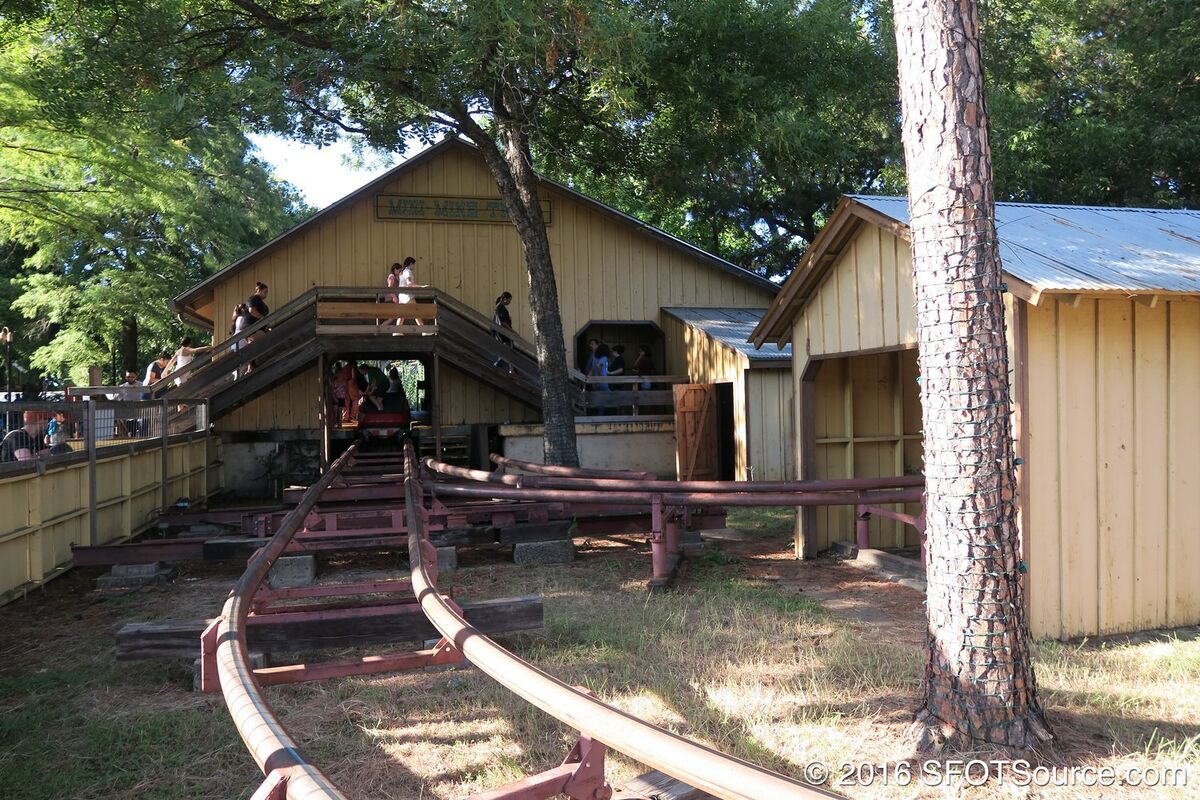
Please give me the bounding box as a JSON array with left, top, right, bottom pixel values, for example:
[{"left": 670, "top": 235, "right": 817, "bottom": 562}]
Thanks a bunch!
[{"left": 0, "top": 17, "right": 307, "bottom": 384}]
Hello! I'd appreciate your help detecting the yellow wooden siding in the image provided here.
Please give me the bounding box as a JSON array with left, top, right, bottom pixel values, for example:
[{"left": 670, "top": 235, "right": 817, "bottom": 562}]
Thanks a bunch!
[
  {"left": 211, "top": 145, "right": 773, "bottom": 431},
  {"left": 438, "top": 362, "right": 539, "bottom": 426},
  {"left": 1024, "top": 298, "right": 1200, "bottom": 638},
  {"left": 662, "top": 314, "right": 748, "bottom": 478},
  {"left": 745, "top": 370, "right": 795, "bottom": 481},
  {"left": 799, "top": 227, "right": 916, "bottom": 357},
  {"left": 802, "top": 349, "right": 922, "bottom": 550},
  {"left": 0, "top": 436, "right": 220, "bottom": 603}
]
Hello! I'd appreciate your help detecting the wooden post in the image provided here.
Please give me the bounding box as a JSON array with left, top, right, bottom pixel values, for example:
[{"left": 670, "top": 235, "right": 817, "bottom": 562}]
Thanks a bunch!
[
  {"left": 201, "top": 400, "right": 211, "bottom": 502},
  {"left": 160, "top": 399, "right": 169, "bottom": 510},
  {"left": 797, "top": 359, "right": 822, "bottom": 560},
  {"left": 87, "top": 399, "right": 98, "bottom": 546},
  {"left": 433, "top": 358, "right": 444, "bottom": 460},
  {"left": 317, "top": 352, "right": 330, "bottom": 471}
]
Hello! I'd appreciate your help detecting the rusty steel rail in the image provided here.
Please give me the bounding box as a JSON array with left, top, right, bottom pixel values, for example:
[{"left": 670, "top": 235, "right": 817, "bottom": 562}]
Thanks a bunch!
[
  {"left": 429, "top": 456, "right": 924, "bottom": 494},
  {"left": 489, "top": 453, "right": 654, "bottom": 480},
  {"left": 426, "top": 479, "right": 923, "bottom": 508},
  {"left": 212, "top": 444, "right": 360, "bottom": 800},
  {"left": 405, "top": 442, "right": 838, "bottom": 800}
]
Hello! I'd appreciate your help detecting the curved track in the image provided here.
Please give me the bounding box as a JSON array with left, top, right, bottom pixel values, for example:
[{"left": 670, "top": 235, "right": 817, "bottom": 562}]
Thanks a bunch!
[{"left": 211, "top": 443, "right": 923, "bottom": 799}]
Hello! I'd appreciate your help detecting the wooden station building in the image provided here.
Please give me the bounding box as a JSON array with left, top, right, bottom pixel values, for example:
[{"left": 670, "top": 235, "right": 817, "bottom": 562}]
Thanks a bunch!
[
  {"left": 170, "top": 138, "right": 780, "bottom": 486},
  {"left": 753, "top": 195, "right": 1200, "bottom": 640}
]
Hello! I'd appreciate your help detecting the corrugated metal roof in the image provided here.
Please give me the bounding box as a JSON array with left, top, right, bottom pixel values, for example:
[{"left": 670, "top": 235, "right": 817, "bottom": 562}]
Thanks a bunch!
[
  {"left": 851, "top": 195, "right": 1200, "bottom": 293},
  {"left": 662, "top": 308, "right": 791, "bottom": 362}
]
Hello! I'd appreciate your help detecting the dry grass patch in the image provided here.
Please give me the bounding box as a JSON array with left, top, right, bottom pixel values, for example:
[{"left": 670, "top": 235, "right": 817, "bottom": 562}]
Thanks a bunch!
[{"left": 1, "top": 515, "right": 1199, "bottom": 798}]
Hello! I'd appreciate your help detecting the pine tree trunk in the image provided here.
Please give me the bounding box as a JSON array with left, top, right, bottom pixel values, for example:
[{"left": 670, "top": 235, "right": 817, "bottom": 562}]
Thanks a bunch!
[
  {"left": 892, "top": 0, "right": 1051, "bottom": 748},
  {"left": 463, "top": 118, "right": 580, "bottom": 467}
]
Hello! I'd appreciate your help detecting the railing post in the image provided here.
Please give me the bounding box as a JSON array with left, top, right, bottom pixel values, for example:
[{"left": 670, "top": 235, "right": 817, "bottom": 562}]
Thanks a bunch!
[
  {"left": 650, "top": 495, "right": 668, "bottom": 582},
  {"left": 160, "top": 398, "right": 169, "bottom": 510},
  {"left": 855, "top": 505, "right": 871, "bottom": 549},
  {"left": 87, "top": 399, "right": 98, "bottom": 546}
]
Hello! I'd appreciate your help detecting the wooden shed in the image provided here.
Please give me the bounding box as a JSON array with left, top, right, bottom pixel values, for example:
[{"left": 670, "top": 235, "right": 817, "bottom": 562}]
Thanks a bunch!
[
  {"left": 170, "top": 138, "right": 777, "bottom": 460},
  {"left": 752, "top": 195, "right": 1200, "bottom": 640},
  {"left": 661, "top": 308, "right": 793, "bottom": 481}
]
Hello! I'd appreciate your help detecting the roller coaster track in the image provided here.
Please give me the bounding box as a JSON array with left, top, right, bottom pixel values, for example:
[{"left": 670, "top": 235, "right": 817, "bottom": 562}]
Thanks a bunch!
[{"left": 206, "top": 442, "right": 924, "bottom": 799}]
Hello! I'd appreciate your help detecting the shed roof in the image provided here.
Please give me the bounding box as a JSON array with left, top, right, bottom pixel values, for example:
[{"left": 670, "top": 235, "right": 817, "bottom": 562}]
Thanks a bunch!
[
  {"left": 662, "top": 307, "right": 791, "bottom": 365},
  {"left": 752, "top": 195, "right": 1200, "bottom": 347},
  {"left": 851, "top": 195, "right": 1200, "bottom": 294},
  {"left": 173, "top": 138, "right": 775, "bottom": 327}
]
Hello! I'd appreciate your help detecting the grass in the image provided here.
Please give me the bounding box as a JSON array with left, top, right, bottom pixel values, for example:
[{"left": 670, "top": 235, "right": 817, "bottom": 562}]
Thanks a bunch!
[{"left": 1, "top": 517, "right": 1198, "bottom": 798}]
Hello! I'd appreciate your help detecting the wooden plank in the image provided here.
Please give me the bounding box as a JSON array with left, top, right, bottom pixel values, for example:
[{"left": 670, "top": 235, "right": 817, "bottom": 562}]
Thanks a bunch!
[
  {"left": 1167, "top": 302, "right": 1200, "bottom": 626},
  {"left": 1096, "top": 299, "right": 1135, "bottom": 634},
  {"left": 1132, "top": 301, "right": 1168, "bottom": 630},
  {"left": 1023, "top": 301, "right": 1062, "bottom": 638},
  {"left": 837, "top": 241, "right": 859, "bottom": 351},
  {"left": 316, "top": 301, "right": 438, "bottom": 319},
  {"left": 613, "top": 770, "right": 716, "bottom": 800},
  {"left": 857, "top": 226, "right": 885, "bottom": 350},
  {"left": 315, "top": 324, "right": 431, "bottom": 336},
  {"left": 116, "top": 595, "right": 544, "bottom": 661}
]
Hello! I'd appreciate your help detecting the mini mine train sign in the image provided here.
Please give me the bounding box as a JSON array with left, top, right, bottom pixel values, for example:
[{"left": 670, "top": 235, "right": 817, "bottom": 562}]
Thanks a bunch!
[{"left": 375, "top": 194, "right": 553, "bottom": 224}]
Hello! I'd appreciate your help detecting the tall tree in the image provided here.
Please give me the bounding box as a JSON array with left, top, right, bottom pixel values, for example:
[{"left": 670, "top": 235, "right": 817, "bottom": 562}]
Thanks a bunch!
[
  {"left": 985, "top": 0, "right": 1200, "bottom": 207},
  {"left": 0, "top": 27, "right": 305, "bottom": 385},
  {"left": 538, "top": 0, "right": 902, "bottom": 278},
  {"left": 892, "top": 0, "right": 1051, "bottom": 747},
  {"left": 32, "top": 1, "right": 652, "bottom": 465}
]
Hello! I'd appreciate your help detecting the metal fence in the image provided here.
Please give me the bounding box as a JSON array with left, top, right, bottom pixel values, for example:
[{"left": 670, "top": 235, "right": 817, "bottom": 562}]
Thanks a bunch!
[{"left": 1, "top": 398, "right": 209, "bottom": 465}]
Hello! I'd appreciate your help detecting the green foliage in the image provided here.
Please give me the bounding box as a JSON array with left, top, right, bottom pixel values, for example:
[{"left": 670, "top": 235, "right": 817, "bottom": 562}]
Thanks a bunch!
[
  {"left": 0, "top": 20, "right": 307, "bottom": 385},
  {"left": 538, "top": 0, "right": 903, "bottom": 277},
  {"left": 984, "top": 0, "right": 1200, "bottom": 207}
]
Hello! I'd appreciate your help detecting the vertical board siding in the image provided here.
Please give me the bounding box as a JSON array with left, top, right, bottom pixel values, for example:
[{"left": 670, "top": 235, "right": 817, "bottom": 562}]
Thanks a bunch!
[
  {"left": 790, "top": 222, "right": 1200, "bottom": 640},
  {"left": 1024, "top": 300, "right": 1063, "bottom": 639},
  {"left": 1097, "top": 300, "right": 1136, "bottom": 632},
  {"left": 211, "top": 144, "right": 773, "bottom": 432},
  {"left": 0, "top": 437, "right": 221, "bottom": 603},
  {"left": 1023, "top": 297, "right": 1200, "bottom": 639},
  {"left": 797, "top": 229, "right": 917, "bottom": 359},
  {"left": 1132, "top": 303, "right": 1168, "bottom": 630},
  {"left": 1167, "top": 302, "right": 1200, "bottom": 626}
]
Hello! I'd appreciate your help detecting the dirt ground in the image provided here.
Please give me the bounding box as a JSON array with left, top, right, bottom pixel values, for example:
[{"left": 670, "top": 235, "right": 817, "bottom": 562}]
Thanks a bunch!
[{"left": 0, "top": 515, "right": 1197, "bottom": 799}]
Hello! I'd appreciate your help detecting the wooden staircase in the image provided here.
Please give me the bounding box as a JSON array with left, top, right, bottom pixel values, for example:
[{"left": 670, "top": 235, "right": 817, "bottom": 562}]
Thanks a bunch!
[{"left": 156, "top": 287, "right": 547, "bottom": 421}]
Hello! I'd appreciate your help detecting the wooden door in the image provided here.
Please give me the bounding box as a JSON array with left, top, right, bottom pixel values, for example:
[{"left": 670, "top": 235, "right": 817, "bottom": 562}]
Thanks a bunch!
[{"left": 674, "top": 383, "right": 718, "bottom": 480}]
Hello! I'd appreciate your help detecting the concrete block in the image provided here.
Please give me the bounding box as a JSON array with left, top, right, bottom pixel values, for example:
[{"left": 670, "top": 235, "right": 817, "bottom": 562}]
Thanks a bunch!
[
  {"left": 112, "top": 562, "right": 166, "bottom": 578},
  {"left": 512, "top": 539, "right": 575, "bottom": 566},
  {"left": 96, "top": 563, "right": 177, "bottom": 589},
  {"left": 436, "top": 546, "right": 457, "bottom": 573},
  {"left": 269, "top": 555, "right": 316, "bottom": 588}
]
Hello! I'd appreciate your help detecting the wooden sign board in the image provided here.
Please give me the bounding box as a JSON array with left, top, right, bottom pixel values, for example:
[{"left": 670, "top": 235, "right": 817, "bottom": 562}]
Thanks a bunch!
[{"left": 375, "top": 194, "right": 552, "bottom": 225}]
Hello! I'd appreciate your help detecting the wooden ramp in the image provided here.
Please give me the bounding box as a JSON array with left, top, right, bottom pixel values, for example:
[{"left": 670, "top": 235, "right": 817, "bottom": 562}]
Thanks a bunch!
[{"left": 614, "top": 770, "right": 717, "bottom": 800}]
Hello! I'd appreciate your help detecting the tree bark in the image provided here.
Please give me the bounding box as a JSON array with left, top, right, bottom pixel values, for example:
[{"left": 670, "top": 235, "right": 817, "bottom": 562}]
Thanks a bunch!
[
  {"left": 892, "top": 0, "right": 1051, "bottom": 748},
  {"left": 458, "top": 115, "right": 580, "bottom": 466},
  {"left": 121, "top": 316, "right": 138, "bottom": 376}
]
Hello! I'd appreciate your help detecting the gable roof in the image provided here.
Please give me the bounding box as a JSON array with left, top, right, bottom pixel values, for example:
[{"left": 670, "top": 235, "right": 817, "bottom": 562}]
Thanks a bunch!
[
  {"left": 752, "top": 195, "right": 1200, "bottom": 347},
  {"left": 173, "top": 138, "right": 775, "bottom": 324},
  {"left": 662, "top": 307, "right": 790, "bottom": 366}
]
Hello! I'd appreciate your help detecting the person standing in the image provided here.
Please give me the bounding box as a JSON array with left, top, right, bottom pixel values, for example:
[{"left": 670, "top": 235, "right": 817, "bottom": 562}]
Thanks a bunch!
[
  {"left": 246, "top": 281, "right": 270, "bottom": 324},
  {"left": 171, "top": 337, "right": 213, "bottom": 385},
  {"left": 143, "top": 351, "right": 172, "bottom": 387},
  {"left": 335, "top": 360, "right": 362, "bottom": 423},
  {"left": 583, "top": 338, "right": 599, "bottom": 376},
  {"left": 492, "top": 292, "right": 514, "bottom": 344},
  {"left": 0, "top": 411, "right": 45, "bottom": 462},
  {"left": 634, "top": 345, "right": 656, "bottom": 390},
  {"left": 589, "top": 343, "right": 611, "bottom": 414}
]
